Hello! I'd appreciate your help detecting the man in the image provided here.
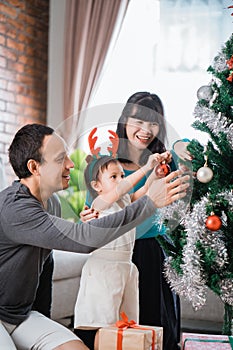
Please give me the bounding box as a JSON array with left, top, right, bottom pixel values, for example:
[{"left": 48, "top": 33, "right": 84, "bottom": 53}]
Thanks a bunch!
[{"left": 0, "top": 124, "right": 189, "bottom": 350}]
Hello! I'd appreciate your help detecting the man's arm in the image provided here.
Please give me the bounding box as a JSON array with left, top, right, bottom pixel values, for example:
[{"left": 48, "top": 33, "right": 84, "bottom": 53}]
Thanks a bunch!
[
  {"left": 3, "top": 195, "right": 155, "bottom": 253},
  {"left": 2, "top": 170, "right": 189, "bottom": 253}
]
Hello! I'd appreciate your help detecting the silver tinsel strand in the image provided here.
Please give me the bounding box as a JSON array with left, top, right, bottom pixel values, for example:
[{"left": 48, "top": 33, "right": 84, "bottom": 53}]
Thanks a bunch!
[
  {"left": 194, "top": 104, "right": 233, "bottom": 150},
  {"left": 200, "top": 228, "right": 228, "bottom": 269},
  {"left": 156, "top": 199, "right": 189, "bottom": 232},
  {"left": 219, "top": 279, "right": 233, "bottom": 305},
  {"left": 163, "top": 190, "right": 233, "bottom": 309},
  {"left": 164, "top": 197, "right": 209, "bottom": 310},
  {"left": 219, "top": 193, "right": 233, "bottom": 305}
]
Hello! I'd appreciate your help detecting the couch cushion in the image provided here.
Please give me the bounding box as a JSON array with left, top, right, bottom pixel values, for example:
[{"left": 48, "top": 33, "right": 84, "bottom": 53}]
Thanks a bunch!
[
  {"left": 53, "top": 250, "right": 89, "bottom": 280},
  {"left": 51, "top": 276, "right": 81, "bottom": 320}
]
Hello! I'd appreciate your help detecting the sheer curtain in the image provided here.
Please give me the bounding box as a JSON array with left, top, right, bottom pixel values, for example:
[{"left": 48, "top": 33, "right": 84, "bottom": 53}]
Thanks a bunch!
[{"left": 63, "top": 0, "right": 129, "bottom": 142}]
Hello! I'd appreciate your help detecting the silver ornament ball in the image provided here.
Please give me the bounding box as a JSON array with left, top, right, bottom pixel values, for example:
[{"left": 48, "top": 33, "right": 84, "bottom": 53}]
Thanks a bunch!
[
  {"left": 196, "top": 166, "right": 213, "bottom": 183},
  {"left": 197, "top": 86, "right": 214, "bottom": 101}
]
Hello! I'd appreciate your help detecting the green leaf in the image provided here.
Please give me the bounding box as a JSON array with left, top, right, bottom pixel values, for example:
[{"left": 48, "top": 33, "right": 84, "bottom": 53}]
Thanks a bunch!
[
  {"left": 68, "top": 190, "right": 86, "bottom": 215},
  {"left": 70, "top": 148, "right": 87, "bottom": 170},
  {"left": 58, "top": 194, "right": 80, "bottom": 222},
  {"left": 58, "top": 148, "right": 87, "bottom": 220}
]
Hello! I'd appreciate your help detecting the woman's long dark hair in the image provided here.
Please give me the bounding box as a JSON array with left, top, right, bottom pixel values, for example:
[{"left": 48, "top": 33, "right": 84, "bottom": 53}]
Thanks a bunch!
[{"left": 116, "top": 92, "right": 167, "bottom": 166}]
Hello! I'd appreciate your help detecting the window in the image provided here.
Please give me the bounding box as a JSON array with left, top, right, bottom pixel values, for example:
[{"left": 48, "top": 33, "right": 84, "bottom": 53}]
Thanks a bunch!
[{"left": 88, "top": 0, "right": 232, "bottom": 148}]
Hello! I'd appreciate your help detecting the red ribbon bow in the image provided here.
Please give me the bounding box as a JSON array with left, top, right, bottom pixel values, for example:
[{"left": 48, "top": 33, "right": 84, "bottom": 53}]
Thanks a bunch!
[{"left": 115, "top": 312, "right": 155, "bottom": 350}]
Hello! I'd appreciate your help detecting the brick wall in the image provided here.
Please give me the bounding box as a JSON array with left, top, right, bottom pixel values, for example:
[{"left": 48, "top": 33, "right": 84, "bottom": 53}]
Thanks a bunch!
[{"left": 0, "top": 0, "right": 49, "bottom": 181}]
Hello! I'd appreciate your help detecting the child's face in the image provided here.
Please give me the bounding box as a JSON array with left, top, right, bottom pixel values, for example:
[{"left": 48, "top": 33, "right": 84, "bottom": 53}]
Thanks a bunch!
[{"left": 95, "top": 161, "right": 125, "bottom": 195}]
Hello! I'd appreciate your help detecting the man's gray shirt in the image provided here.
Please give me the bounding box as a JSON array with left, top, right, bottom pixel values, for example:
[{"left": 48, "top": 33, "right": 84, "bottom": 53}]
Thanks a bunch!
[{"left": 0, "top": 181, "right": 155, "bottom": 325}]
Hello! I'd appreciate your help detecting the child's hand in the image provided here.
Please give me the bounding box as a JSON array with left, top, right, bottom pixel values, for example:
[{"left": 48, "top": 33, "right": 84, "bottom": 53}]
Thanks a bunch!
[
  {"left": 80, "top": 205, "right": 99, "bottom": 222},
  {"left": 160, "top": 150, "right": 172, "bottom": 164},
  {"left": 145, "top": 151, "right": 172, "bottom": 171},
  {"left": 144, "top": 154, "right": 161, "bottom": 171}
]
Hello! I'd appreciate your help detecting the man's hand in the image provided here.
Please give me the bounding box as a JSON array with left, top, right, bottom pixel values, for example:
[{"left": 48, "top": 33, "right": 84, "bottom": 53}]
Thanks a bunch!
[{"left": 147, "top": 170, "right": 190, "bottom": 208}]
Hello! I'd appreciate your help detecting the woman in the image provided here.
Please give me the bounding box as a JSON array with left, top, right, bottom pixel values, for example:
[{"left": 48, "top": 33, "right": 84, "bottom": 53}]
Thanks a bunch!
[
  {"left": 115, "top": 92, "right": 180, "bottom": 350},
  {"left": 80, "top": 92, "right": 186, "bottom": 350}
]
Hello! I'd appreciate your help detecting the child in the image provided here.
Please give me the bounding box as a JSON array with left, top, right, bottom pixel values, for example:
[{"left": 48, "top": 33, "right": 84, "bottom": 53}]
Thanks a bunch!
[{"left": 74, "top": 128, "right": 171, "bottom": 350}]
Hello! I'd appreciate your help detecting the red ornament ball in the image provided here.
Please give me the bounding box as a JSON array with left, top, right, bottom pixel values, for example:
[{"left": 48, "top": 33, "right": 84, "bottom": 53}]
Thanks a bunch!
[
  {"left": 205, "top": 215, "right": 222, "bottom": 231},
  {"left": 155, "top": 163, "right": 171, "bottom": 178}
]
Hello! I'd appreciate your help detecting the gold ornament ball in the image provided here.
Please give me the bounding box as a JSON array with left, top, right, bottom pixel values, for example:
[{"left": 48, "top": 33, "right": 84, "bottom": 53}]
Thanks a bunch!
[{"left": 196, "top": 166, "right": 213, "bottom": 183}]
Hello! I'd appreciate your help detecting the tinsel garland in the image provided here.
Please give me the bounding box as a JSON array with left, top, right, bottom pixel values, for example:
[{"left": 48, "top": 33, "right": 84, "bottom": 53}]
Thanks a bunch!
[
  {"left": 194, "top": 104, "right": 233, "bottom": 150},
  {"left": 163, "top": 197, "right": 209, "bottom": 310},
  {"left": 220, "top": 279, "right": 233, "bottom": 306},
  {"left": 193, "top": 48, "right": 233, "bottom": 149},
  {"left": 218, "top": 191, "right": 233, "bottom": 306},
  {"left": 156, "top": 199, "right": 190, "bottom": 232},
  {"left": 162, "top": 190, "right": 233, "bottom": 310}
]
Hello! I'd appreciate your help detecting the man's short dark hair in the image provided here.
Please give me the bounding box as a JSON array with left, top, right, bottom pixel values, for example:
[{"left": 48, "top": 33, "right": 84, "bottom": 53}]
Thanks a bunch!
[{"left": 9, "top": 123, "right": 54, "bottom": 179}]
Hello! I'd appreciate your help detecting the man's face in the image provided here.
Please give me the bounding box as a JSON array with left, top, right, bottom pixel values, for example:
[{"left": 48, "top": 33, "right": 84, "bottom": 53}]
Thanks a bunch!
[{"left": 38, "top": 133, "right": 74, "bottom": 193}]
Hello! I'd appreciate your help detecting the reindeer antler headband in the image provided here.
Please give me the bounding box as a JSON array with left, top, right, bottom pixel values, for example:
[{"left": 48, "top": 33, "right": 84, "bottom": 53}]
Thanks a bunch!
[{"left": 88, "top": 127, "right": 119, "bottom": 159}]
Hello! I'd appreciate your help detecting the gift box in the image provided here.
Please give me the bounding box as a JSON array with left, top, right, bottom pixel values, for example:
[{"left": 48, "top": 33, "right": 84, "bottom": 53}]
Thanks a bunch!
[
  {"left": 182, "top": 332, "right": 233, "bottom": 350},
  {"left": 99, "top": 312, "right": 163, "bottom": 350},
  {"left": 99, "top": 325, "right": 163, "bottom": 350}
]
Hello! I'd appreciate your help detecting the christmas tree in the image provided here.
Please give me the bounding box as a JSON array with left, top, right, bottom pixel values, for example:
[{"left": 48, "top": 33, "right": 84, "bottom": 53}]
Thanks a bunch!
[{"left": 158, "top": 30, "right": 233, "bottom": 334}]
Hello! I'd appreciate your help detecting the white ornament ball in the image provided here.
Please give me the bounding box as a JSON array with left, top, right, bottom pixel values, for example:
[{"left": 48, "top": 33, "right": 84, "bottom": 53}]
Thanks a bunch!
[
  {"left": 196, "top": 166, "right": 213, "bottom": 183},
  {"left": 197, "top": 86, "right": 214, "bottom": 101}
]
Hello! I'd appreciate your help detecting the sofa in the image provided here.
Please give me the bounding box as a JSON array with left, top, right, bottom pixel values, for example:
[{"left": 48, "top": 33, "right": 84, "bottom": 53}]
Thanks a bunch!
[
  {"left": 51, "top": 250, "right": 225, "bottom": 333},
  {"left": 51, "top": 250, "right": 89, "bottom": 325}
]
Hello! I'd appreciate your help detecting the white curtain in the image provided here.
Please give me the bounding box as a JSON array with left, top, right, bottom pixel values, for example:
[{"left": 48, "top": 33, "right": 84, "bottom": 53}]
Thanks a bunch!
[{"left": 62, "top": 0, "right": 130, "bottom": 145}]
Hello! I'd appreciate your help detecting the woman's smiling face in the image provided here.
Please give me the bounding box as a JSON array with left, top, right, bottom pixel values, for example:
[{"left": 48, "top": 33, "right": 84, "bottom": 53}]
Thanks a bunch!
[{"left": 125, "top": 117, "right": 160, "bottom": 150}]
